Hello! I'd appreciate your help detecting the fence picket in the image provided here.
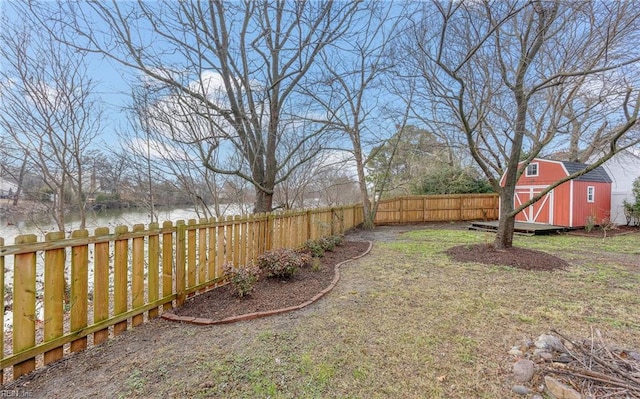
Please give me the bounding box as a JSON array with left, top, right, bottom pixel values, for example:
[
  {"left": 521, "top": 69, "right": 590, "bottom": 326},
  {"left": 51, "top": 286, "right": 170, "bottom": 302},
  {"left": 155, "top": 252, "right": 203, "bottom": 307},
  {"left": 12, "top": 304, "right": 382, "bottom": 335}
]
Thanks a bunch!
[
  {"left": 148, "top": 223, "right": 160, "bottom": 319},
  {"left": 175, "top": 221, "right": 186, "bottom": 306},
  {"left": 70, "top": 229, "right": 89, "bottom": 353},
  {"left": 13, "top": 234, "right": 37, "bottom": 378},
  {"left": 162, "top": 221, "right": 174, "bottom": 311},
  {"left": 44, "top": 231, "right": 65, "bottom": 365},
  {"left": 132, "top": 224, "right": 145, "bottom": 327},
  {"left": 208, "top": 218, "right": 216, "bottom": 282},
  {"left": 198, "top": 219, "right": 207, "bottom": 288},
  {"left": 113, "top": 226, "right": 128, "bottom": 336},
  {"left": 187, "top": 220, "right": 196, "bottom": 291},
  {"left": 216, "top": 219, "right": 225, "bottom": 274},
  {"left": 93, "top": 227, "right": 110, "bottom": 345}
]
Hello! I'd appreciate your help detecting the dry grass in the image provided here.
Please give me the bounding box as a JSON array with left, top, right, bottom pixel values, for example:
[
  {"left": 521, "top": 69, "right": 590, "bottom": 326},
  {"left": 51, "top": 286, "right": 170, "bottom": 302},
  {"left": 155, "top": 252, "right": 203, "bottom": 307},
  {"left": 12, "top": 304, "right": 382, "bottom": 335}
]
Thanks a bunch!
[{"left": 9, "top": 226, "right": 640, "bottom": 398}]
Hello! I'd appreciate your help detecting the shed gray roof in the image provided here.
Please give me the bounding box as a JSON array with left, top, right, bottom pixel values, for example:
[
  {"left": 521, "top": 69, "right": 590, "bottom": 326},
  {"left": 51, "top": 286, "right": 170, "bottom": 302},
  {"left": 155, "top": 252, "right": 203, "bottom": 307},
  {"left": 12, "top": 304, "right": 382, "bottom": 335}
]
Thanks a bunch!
[{"left": 562, "top": 161, "right": 612, "bottom": 183}]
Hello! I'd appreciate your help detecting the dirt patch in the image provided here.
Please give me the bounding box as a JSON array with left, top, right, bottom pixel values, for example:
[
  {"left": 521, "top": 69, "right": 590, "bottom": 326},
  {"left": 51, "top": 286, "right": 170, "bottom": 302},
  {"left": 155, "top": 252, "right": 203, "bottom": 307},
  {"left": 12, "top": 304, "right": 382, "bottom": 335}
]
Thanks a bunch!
[
  {"left": 445, "top": 244, "right": 569, "bottom": 271},
  {"left": 171, "top": 241, "right": 370, "bottom": 322}
]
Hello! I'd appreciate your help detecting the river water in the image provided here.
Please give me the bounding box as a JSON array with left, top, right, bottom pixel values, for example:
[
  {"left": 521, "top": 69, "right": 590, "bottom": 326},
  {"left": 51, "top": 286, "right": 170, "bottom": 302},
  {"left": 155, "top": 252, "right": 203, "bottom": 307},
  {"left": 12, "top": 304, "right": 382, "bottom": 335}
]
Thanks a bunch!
[{"left": 0, "top": 205, "right": 243, "bottom": 244}]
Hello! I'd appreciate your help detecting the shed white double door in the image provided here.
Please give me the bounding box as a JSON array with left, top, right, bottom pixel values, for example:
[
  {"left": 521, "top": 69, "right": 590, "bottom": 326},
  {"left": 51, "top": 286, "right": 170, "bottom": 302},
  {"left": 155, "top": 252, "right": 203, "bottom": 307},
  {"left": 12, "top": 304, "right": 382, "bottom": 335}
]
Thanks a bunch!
[{"left": 514, "top": 186, "right": 554, "bottom": 224}]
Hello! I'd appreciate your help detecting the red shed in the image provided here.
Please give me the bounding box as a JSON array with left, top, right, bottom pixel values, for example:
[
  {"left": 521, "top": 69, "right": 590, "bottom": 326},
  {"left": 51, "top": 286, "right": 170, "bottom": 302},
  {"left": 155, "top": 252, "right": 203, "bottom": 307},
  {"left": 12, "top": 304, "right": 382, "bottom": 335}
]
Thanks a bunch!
[{"left": 500, "top": 158, "right": 612, "bottom": 228}]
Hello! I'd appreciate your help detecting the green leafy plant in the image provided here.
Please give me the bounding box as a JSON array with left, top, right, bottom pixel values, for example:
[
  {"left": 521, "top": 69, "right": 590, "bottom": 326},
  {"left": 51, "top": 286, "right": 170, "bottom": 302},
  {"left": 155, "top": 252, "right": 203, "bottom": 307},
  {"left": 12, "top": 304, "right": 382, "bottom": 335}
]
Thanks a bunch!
[
  {"left": 622, "top": 177, "right": 640, "bottom": 226},
  {"left": 585, "top": 215, "right": 596, "bottom": 233},
  {"left": 223, "top": 262, "right": 259, "bottom": 297},
  {"left": 257, "top": 249, "right": 311, "bottom": 278},
  {"left": 330, "top": 234, "right": 344, "bottom": 247},
  {"left": 303, "top": 239, "right": 325, "bottom": 258},
  {"left": 311, "top": 257, "right": 322, "bottom": 272},
  {"left": 318, "top": 236, "right": 337, "bottom": 252}
]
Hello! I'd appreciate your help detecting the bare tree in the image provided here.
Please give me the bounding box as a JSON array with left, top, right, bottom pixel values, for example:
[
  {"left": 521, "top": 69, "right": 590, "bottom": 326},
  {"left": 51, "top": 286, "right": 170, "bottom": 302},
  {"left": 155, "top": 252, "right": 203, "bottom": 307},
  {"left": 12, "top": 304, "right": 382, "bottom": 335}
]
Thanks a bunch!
[
  {"left": 0, "top": 135, "right": 29, "bottom": 206},
  {"left": 0, "top": 15, "right": 102, "bottom": 232},
  {"left": 403, "top": 0, "right": 640, "bottom": 248},
  {"left": 301, "top": 2, "right": 410, "bottom": 228},
  {"left": 122, "top": 84, "right": 249, "bottom": 219},
  {"left": 28, "top": 0, "right": 361, "bottom": 213},
  {"left": 272, "top": 149, "right": 359, "bottom": 210}
]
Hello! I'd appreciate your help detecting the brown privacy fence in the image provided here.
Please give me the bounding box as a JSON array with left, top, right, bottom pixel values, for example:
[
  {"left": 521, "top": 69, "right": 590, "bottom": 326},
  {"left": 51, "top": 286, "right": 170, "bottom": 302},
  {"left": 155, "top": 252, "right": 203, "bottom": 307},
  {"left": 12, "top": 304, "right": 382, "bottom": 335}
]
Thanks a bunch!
[
  {"left": 0, "top": 194, "right": 497, "bottom": 382},
  {"left": 374, "top": 193, "right": 499, "bottom": 224}
]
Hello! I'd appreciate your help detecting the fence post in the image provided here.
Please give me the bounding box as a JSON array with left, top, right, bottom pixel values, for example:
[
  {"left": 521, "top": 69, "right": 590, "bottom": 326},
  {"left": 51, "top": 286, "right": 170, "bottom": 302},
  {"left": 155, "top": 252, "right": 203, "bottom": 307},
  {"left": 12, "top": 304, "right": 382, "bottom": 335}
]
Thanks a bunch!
[
  {"left": 176, "top": 220, "right": 186, "bottom": 306},
  {"left": 13, "top": 234, "right": 37, "bottom": 378}
]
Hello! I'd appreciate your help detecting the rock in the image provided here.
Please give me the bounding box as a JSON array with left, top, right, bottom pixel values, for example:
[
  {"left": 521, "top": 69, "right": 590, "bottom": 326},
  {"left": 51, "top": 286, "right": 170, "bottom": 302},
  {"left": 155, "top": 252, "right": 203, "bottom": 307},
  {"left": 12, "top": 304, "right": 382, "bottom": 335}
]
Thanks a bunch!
[
  {"left": 545, "top": 375, "right": 582, "bottom": 399},
  {"left": 554, "top": 353, "right": 573, "bottom": 363},
  {"left": 509, "top": 346, "right": 524, "bottom": 356},
  {"left": 513, "top": 359, "right": 535, "bottom": 382},
  {"left": 536, "top": 350, "right": 553, "bottom": 361},
  {"left": 536, "top": 334, "right": 566, "bottom": 353},
  {"left": 512, "top": 385, "right": 531, "bottom": 395},
  {"left": 532, "top": 395, "right": 544, "bottom": 399}
]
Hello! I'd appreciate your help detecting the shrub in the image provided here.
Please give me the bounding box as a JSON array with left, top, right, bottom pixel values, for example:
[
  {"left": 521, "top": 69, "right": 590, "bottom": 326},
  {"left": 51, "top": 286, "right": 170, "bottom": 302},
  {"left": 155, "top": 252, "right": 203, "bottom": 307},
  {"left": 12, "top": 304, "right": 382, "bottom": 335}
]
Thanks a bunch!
[
  {"left": 318, "top": 236, "right": 337, "bottom": 252},
  {"left": 311, "top": 257, "right": 322, "bottom": 272},
  {"left": 584, "top": 215, "right": 596, "bottom": 233},
  {"left": 223, "top": 262, "right": 259, "bottom": 298},
  {"left": 330, "top": 234, "right": 344, "bottom": 247},
  {"left": 321, "top": 235, "right": 344, "bottom": 251},
  {"left": 303, "top": 239, "right": 325, "bottom": 258},
  {"left": 257, "top": 248, "right": 311, "bottom": 278}
]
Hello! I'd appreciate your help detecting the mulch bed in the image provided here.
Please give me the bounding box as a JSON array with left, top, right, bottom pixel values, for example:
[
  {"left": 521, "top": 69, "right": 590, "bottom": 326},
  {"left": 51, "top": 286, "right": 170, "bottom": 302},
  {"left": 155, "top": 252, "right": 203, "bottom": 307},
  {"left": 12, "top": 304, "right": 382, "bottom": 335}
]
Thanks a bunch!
[
  {"left": 171, "top": 241, "right": 370, "bottom": 322},
  {"left": 445, "top": 244, "right": 569, "bottom": 271}
]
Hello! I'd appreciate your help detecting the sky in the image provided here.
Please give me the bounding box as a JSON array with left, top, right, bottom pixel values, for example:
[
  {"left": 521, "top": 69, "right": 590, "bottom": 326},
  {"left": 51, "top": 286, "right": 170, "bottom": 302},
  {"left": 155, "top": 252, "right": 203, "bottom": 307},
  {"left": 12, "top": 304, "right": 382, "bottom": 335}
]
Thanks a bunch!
[{"left": 1, "top": 1, "right": 141, "bottom": 148}]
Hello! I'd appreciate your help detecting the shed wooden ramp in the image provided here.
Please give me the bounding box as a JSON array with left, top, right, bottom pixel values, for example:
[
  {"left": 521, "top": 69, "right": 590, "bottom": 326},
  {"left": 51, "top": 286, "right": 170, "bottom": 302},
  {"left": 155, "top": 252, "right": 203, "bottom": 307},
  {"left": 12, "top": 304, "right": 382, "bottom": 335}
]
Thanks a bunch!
[{"left": 469, "top": 221, "right": 568, "bottom": 236}]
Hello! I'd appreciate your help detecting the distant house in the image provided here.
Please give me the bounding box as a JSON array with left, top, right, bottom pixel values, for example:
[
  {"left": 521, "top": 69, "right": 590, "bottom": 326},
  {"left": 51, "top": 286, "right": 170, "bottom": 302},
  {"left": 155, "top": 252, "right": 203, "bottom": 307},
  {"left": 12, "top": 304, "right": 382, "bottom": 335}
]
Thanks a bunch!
[
  {"left": 596, "top": 150, "right": 640, "bottom": 225},
  {"left": 500, "top": 158, "right": 612, "bottom": 228},
  {"left": 0, "top": 178, "right": 18, "bottom": 199}
]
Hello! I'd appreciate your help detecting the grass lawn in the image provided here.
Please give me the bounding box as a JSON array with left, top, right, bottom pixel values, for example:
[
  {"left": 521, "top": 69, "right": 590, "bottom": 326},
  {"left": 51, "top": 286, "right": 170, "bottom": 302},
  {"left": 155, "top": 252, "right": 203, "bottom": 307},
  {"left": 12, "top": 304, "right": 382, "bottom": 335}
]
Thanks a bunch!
[{"left": 12, "top": 226, "right": 640, "bottom": 398}]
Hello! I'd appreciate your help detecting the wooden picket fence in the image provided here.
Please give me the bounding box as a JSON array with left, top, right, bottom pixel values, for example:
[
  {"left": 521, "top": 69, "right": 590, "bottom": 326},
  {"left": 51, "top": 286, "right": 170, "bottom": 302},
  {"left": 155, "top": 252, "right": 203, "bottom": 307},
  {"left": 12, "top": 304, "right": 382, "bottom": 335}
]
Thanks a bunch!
[
  {"left": 0, "top": 205, "right": 362, "bottom": 382},
  {"left": 374, "top": 193, "right": 499, "bottom": 224},
  {"left": 0, "top": 193, "right": 497, "bottom": 383}
]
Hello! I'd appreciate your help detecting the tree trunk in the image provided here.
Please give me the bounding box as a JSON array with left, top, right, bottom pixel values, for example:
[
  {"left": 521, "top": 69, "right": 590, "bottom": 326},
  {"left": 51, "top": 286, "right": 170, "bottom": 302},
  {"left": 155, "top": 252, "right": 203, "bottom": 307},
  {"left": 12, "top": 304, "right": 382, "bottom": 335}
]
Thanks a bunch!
[
  {"left": 12, "top": 156, "right": 28, "bottom": 206},
  {"left": 254, "top": 189, "right": 274, "bottom": 214},
  {"left": 495, "top": 190, "right": 516, "bottom": 249},
  {"left": 355, "top": 152, "right": 374, "bottom": 230}
]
